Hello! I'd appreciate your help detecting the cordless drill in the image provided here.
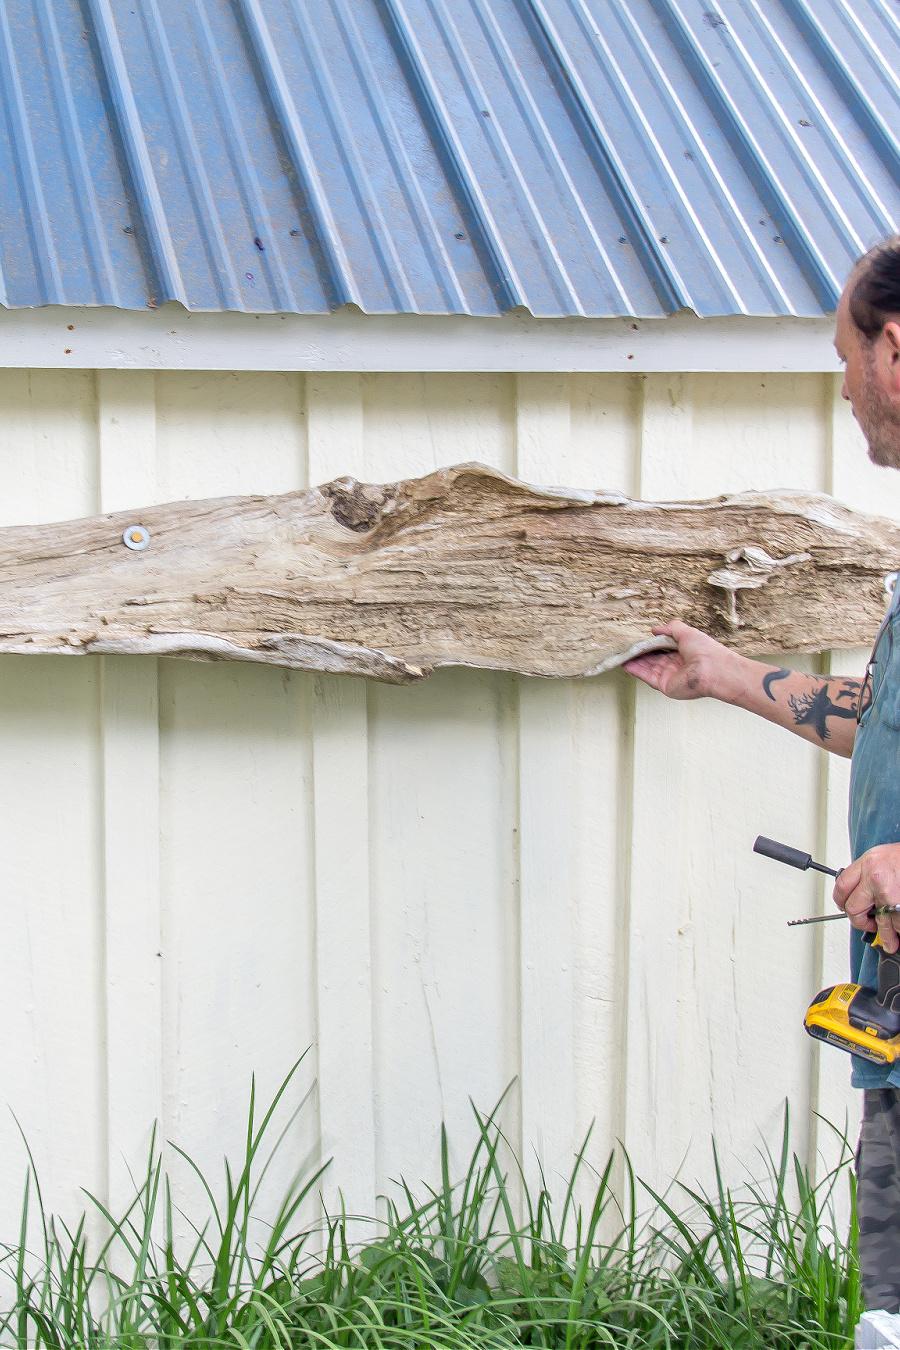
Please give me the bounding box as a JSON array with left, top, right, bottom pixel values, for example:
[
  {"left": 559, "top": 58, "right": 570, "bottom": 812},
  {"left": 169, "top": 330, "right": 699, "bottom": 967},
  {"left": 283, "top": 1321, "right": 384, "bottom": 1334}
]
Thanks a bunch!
[{"left": 754, "top": 835, "right": 900, "bottom": 1065}]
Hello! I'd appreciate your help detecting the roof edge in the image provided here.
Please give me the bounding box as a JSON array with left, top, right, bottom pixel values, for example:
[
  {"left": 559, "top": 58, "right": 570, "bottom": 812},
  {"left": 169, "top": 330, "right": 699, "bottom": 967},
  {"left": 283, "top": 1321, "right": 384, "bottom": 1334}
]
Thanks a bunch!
[{"left": 0, "top": 305, "right": 840, "bottom": 372}]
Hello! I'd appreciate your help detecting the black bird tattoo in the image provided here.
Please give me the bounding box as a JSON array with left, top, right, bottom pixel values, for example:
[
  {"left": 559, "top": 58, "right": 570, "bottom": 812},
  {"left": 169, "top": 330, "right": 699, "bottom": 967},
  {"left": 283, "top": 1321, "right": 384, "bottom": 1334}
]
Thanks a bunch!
[{"left": 789, "top": 681, "right": 859, "bottom": 741}]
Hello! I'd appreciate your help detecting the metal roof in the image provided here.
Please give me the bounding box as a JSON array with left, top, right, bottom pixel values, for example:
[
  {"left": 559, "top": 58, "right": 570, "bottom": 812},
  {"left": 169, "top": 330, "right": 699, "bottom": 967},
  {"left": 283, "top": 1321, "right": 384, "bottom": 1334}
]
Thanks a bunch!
[{"left": 3, "top": 0, "right": 900, "bottom": 318}]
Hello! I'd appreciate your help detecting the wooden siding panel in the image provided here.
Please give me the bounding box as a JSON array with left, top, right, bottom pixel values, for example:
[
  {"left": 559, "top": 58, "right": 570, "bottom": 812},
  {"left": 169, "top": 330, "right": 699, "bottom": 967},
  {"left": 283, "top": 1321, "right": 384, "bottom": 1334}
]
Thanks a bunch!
[
  {"left": 0, "top": 658, "right": 105, "bottom": 1231},
  {"left": 157, "top": 658, "right": 318, "bottom": 1220},
  {"left": 662, "top": 373, "right": 830, "bottom": 1188},
  {"left": 570, "top": 673, "right": 629, "bottom": 1178},
  {"left": 622, "top": 374, "right": 694, "bottom": 1191},
  {"left": 0, "top": 369, "right": 98, "bottom": 523},
  {"left": 155, "top": 372, "right": 305, "bottom": 500},
  {"left": 515, "top": 375, "right": 576, "bottom": 1204},
  {"left": 97, "top": 371, "right": 163, "bottom": 1216},
  {"left": 361, "top": 373, "right": 516, "bottom": 480},
  {"left": 0, "top": 372, "right": 103, "bottom": 1235},
  {"left": 566, "top": 376, "right": 634, "bottom": 1179},
  {"left": 307, "top": 373, "right": 377, "bottom": 1228},
  {"left": 367, "top": 670, "right": 519, "bottom": 1195},
  {"left": 675, "top": 683, "right": 821, "bottom": 1172},
  {"left": 691, "top": 374, "right": 827, "bottom": 497}
]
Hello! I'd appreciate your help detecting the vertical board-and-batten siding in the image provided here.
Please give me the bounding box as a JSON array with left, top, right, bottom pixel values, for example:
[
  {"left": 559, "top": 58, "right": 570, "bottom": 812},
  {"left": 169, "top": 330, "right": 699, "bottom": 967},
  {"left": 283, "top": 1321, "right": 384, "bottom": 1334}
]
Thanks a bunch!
[{"left": 0, "top": 368, "right": 895, "bottom": 1243}]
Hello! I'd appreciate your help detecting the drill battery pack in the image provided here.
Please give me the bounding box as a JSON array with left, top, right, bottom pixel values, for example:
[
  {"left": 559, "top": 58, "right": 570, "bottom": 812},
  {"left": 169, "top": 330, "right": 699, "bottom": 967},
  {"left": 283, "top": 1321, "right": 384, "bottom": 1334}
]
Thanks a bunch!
[
  {"left": 805, "top": 947, "right": 900, "bottom": 1063},
  {"left": 805, "top": 983, "right": 900, "bottom": 1064}
]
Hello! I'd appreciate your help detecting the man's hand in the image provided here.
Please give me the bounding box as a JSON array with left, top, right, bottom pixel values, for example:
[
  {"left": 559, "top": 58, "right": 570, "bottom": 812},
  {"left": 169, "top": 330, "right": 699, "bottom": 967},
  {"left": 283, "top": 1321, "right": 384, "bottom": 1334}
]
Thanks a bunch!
[
  {"left": 833, "top": 844, "right": 900, "bottom": 953},
  {"left": 623, "top": 621, "right": 860, "bottom": 758},
  {"left": 623, "top": 621, "right": 745, "bottom": 701}
]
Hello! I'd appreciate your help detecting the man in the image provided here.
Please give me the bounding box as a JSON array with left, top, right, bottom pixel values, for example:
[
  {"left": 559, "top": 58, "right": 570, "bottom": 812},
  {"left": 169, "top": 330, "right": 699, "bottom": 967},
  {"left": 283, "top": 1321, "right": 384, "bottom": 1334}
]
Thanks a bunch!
[{"left": 625, "top": 234, "right": 900, "bottom": 1317}]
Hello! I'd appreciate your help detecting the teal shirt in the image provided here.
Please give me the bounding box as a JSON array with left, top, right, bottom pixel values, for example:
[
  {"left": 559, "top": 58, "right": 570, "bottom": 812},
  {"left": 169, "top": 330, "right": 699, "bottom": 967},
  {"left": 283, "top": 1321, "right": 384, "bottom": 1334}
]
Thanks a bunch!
[{"left": 848, "top": 580, "right": 900, "bottom": 1088}]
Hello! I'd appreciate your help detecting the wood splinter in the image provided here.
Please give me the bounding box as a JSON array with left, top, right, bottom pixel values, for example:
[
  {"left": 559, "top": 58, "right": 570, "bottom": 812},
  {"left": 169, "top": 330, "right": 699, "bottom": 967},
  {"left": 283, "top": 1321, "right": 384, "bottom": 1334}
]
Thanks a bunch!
[{"left": 0, "top": 462, "right": 897, "bottom": 684}]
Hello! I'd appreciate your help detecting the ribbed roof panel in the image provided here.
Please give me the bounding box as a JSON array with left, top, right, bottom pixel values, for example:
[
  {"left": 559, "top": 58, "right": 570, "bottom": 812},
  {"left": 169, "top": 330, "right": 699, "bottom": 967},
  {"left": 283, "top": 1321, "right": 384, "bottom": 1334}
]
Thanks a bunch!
[{"left": 0, "top": 0, "right": 897, "bottom": 315}]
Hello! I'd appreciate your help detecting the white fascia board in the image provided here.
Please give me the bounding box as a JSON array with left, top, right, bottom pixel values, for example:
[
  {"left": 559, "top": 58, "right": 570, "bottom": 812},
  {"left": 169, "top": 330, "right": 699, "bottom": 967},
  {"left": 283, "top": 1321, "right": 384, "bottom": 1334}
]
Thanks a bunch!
[{"left": 0, "top": 304, "right": 841, "bottom": 372}]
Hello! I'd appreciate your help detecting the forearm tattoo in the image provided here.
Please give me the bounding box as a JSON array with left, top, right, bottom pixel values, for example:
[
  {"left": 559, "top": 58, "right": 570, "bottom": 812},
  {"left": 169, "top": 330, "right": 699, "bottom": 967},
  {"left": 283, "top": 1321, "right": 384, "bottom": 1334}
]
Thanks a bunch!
[
  {"left": 762, "top": 667, "right": 790, "bottom": 701},
  {"left": 787, "top": 678, "right": 861, "bottom": 742}
]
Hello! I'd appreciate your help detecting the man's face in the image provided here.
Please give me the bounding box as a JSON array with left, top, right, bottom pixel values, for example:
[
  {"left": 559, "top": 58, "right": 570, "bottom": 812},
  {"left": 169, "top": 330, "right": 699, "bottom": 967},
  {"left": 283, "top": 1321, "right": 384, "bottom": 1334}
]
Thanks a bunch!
[{"left": 835, "top": 280, "right": 900, "bottom": 468}]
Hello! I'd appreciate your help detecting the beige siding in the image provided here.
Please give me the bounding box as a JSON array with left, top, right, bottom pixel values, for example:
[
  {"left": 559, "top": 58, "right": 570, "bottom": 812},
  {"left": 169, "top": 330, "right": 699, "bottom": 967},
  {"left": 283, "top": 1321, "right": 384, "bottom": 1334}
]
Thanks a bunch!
[{"left": 0, "top": 369, "right": 889, "bottom": 1241}]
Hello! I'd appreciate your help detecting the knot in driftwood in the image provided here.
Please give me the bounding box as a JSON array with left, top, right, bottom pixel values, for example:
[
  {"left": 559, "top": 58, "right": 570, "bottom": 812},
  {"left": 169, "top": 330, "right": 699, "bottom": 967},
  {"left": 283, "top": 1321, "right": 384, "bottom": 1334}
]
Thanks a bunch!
[{"left": 321, "top": 479, "right": 395, "bottom": 533}]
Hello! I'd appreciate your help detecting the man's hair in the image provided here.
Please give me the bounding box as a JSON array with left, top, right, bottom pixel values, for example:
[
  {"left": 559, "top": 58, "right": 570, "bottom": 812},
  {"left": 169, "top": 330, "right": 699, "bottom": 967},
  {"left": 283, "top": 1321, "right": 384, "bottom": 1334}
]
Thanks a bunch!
[{"left": 850, "top": 235, "right": 900, "bottom": 339}]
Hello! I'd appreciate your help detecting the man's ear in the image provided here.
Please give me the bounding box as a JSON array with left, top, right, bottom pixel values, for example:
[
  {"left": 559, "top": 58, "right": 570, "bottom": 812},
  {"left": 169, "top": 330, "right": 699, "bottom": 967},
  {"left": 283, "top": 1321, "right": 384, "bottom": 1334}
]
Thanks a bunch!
[{"left": 884, "top": 320, "right": 900, "bottom": 386}]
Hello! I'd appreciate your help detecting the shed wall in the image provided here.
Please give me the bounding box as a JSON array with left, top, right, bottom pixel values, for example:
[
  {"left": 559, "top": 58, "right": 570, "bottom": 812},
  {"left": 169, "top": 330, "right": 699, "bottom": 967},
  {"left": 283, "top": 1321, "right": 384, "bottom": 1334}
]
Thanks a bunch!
[{"left": 0, "top": 368, "right": 894, "bottom": 1243}]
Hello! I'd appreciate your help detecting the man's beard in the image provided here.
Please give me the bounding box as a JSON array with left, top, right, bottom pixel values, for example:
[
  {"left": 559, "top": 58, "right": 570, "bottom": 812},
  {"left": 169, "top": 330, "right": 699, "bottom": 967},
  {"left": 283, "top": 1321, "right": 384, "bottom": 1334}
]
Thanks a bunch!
[{"left": 859, "top": 343, "right": 900, "bottom": 468}]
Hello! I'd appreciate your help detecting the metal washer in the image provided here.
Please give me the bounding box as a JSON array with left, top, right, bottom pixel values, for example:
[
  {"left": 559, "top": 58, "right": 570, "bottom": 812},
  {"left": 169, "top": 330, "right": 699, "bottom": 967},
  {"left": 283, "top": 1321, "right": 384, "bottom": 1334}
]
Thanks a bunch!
[{"left": 122, "top": 525, "right": 150, "bottom": 551}]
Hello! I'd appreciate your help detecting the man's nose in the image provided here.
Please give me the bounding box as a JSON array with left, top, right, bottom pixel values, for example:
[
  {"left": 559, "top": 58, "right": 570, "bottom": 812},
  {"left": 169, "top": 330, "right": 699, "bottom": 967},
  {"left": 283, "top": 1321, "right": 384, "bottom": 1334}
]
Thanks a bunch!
[{"left": 841, "top": 374, "right": 850, "bottom": 401}]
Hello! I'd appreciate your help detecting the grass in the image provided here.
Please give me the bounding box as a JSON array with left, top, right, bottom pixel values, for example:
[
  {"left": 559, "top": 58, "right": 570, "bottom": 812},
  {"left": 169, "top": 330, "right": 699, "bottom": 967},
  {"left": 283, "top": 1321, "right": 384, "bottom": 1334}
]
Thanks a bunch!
[{"left": 0, "top": 1060, "right": 861, "bottom": 1349}]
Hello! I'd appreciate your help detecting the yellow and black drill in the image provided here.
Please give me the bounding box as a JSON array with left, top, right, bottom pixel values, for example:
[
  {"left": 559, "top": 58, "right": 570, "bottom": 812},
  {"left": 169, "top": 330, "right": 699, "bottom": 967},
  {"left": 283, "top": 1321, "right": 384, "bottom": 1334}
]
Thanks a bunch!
[{"left": 754, "top": 835, "right": 900, "bottom": 1065}]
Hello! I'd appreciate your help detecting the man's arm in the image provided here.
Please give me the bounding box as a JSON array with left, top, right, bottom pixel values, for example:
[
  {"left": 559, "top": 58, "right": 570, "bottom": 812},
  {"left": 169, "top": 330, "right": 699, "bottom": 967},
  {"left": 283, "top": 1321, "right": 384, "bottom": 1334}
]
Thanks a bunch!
[
  {"left": 624, "top": 621, "right": 860, "bottom": 759},
  {"left": 622, "top": 620, "right": 900, "bottom": 940}
]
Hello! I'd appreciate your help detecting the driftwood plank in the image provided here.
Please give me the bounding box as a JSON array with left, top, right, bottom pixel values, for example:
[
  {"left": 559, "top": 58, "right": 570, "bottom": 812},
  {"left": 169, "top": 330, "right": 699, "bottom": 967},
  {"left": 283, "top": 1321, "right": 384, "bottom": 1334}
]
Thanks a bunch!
[{"left": 0, "top": 462, "right": 898, "bottom": 684}]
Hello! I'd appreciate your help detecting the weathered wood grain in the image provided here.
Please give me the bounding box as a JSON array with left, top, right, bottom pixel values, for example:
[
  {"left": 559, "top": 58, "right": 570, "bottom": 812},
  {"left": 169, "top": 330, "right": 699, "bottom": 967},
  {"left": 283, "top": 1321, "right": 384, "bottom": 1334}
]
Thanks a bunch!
[{"left": 1, "top": 462, "right": 898, "bottom": 683}]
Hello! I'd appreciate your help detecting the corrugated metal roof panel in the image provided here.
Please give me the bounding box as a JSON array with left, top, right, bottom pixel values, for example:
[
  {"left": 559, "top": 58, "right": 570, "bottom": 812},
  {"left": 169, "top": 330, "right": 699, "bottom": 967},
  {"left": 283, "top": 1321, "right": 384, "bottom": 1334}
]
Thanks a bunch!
[{"left": 1, "top": 0, "right": 898, "bottom": 316}]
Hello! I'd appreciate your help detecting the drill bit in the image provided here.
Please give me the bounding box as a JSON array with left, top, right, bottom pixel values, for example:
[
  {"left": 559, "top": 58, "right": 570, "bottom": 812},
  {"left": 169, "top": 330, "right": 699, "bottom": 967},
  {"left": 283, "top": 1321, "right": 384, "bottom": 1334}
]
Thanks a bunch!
[
  {"left": 787, "top": 912, "right": 849, "bottom": 927},
  {"left": 787, "top": 905, "right": 900, "bottom": 926}
]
